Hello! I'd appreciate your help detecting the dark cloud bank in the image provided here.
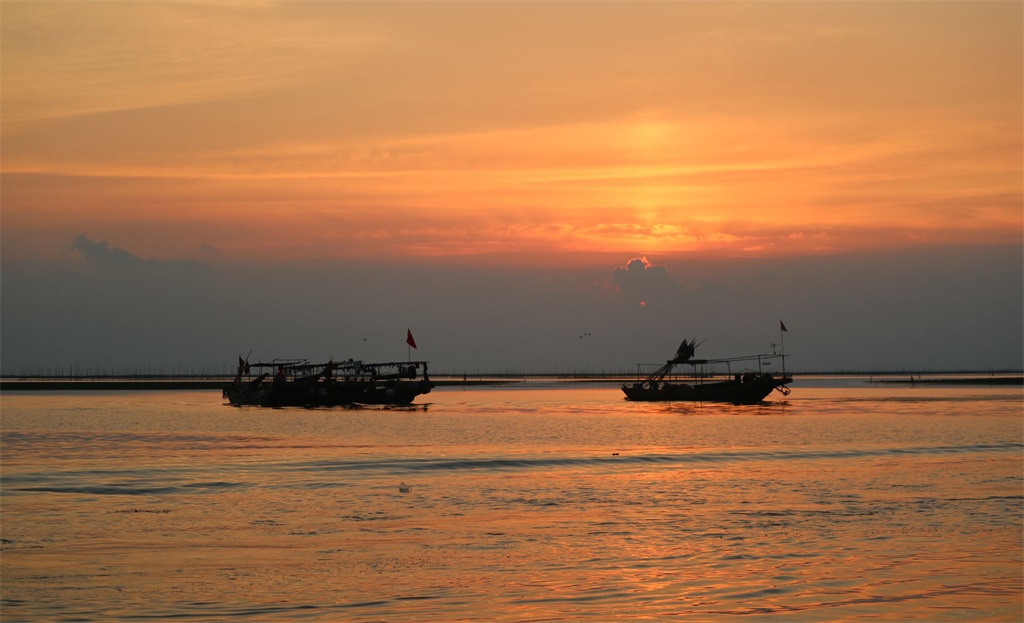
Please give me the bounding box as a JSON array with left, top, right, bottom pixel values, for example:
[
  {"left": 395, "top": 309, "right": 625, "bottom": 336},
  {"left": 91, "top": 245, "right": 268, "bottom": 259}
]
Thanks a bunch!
[{"left": 1, "top": 236, "right": 1021, "bottom": 374}]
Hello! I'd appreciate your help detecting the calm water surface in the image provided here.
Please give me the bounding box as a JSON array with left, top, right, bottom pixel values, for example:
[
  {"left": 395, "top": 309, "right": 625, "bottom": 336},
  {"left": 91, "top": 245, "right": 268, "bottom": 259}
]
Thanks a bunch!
[{"left": 2, "top": 380, "right": 1021, "bottom": 622}]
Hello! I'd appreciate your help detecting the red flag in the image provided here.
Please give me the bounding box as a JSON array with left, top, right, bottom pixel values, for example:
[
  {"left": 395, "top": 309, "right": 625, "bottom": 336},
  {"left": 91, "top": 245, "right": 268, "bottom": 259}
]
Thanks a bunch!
[
  {"left": 780, "top": 320, "right": 788, "bottom": 332},
  {"left": 406, "top": 329, "right": 418, "bottom": 349}
]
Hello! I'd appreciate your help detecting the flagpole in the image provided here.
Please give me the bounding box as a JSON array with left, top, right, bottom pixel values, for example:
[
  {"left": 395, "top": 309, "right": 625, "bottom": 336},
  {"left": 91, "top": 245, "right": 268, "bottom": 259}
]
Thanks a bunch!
[
  {"left": 779, "top": 320, "right": 787, "bottom": 376},
  {"left": 406, "top": 328, "right": 416, "bottom": 363}
]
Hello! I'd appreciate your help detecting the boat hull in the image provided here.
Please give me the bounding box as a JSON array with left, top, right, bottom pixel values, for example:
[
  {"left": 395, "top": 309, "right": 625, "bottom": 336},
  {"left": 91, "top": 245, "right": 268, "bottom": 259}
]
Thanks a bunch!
[
  {"left": 622, "top": 373, "right": 791, "bottom": 404},
  {"left": 224, "top": 379, "right": 433, "bottom": 407}
]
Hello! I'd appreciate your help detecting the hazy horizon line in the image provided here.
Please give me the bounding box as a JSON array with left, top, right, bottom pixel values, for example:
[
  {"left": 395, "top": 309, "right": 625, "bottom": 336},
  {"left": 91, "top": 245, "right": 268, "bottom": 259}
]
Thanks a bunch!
[{"left": 3, "top": 368, "right": 1021, "bottom": 380}]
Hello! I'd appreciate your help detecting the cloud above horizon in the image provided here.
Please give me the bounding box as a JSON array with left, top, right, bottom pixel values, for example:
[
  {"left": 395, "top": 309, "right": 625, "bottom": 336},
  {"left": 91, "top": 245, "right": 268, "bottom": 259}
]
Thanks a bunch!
[
  {"left": 608, "top": 257, "right": 677, "bottom": 306},
  {"left": 72, "top": 234, "right": 147, "bottom": 266},
  {"left": 71, "top": 234, "right": 206, "bottom": 272}
]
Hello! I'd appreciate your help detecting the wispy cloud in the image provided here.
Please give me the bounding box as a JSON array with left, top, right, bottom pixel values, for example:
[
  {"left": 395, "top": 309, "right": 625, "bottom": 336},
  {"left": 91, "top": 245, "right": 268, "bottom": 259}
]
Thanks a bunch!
[{"left": 2, "top": 2, "right": 386, "bottom": 125}]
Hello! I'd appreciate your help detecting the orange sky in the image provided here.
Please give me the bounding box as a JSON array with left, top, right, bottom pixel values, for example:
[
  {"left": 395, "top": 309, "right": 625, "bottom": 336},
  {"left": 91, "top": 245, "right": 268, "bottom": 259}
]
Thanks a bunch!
[{"left": 2, "top": 1, "right": 1021, "bottom": 265}]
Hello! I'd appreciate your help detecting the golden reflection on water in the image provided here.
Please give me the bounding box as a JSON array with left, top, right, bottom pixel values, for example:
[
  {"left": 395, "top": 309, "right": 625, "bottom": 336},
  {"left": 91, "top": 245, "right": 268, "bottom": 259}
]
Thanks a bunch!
[{"left": 1, "top": 385, "right": 1022, "bottom": 621}]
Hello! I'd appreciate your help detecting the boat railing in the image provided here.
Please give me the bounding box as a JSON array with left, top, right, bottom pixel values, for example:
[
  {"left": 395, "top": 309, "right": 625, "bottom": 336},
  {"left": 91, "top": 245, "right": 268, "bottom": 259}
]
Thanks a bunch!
[
  {"left": 634, "top": 352, "right": 788, "bottom": 383},
  {"left": 235, "top": 359, "right": 431, "bottom": 382}
]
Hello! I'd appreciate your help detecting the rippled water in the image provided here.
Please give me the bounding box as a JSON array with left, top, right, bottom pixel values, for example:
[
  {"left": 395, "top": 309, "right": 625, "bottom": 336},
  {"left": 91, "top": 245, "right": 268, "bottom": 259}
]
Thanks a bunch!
[{"left": 2, "top": 380, "right": 1021, "bottom": 622}]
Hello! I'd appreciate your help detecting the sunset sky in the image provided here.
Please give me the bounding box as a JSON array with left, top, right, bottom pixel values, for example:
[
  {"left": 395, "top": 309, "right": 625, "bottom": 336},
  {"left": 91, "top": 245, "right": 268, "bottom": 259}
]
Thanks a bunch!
[{"left": 2, "top": 1, "right": 1021, "bottom": 373}]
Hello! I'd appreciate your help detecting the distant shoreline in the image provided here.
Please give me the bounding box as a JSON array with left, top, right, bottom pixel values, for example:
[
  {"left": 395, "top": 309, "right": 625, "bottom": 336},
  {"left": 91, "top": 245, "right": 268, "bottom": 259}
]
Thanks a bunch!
[
  {"left": 0, "top": 378, "right": 522, "bottom": 391},
  {"left": 868, "top": 376, "right": 1023, "bottom": 386},
  {"left": 1, "top": 373, "right": 1021, "bottom": 391}
]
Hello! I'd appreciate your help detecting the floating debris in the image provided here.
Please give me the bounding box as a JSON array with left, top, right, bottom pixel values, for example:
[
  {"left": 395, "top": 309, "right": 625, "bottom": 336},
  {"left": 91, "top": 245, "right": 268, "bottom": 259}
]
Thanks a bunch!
[{"left": 114, "top": 508, "right": 172, "bottom": 514}]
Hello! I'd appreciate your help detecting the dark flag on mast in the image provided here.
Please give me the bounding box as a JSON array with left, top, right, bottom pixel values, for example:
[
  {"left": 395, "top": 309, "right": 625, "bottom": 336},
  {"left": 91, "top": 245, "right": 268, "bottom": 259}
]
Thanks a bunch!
[
  {"left": 780, "top": 320, "right": 788, "bottom": 332},
  {"left": 406, "top": 329, "right": 418, "bottom": 349}
]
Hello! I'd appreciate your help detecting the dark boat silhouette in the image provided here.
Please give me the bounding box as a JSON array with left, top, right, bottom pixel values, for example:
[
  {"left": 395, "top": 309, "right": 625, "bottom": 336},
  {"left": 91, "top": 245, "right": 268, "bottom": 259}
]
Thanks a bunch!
[
  {"left": 224, "top": 358, "right": 433, "bottom": 407},
  {"left": 622, "top": 339, "right": 792, "bottom": 404}
]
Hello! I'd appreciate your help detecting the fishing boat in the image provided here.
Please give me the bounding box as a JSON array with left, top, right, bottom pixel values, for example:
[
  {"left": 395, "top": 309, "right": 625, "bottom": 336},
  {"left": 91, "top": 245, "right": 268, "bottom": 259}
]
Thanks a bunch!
[
  {"left": 622, "top": 339, "right": 792, "bottom": 404},
  {"left": 224, "top": 358, "right": 433, "bottom": 407}
]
